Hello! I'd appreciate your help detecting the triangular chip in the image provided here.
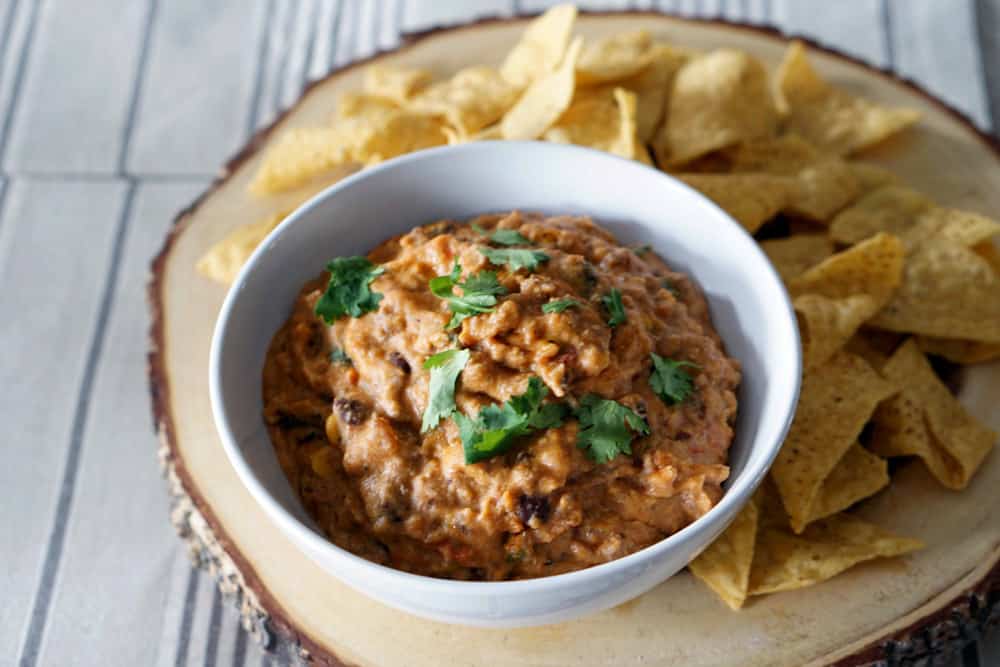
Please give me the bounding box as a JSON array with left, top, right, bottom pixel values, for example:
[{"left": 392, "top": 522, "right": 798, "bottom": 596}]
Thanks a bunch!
[
  {"left": 688, "top": 497, "right": 759, "bottom": 610},
  {"left": 409, "top": 66, "right": 522, "bottom": 136},
  {"left": 654, "top": 49, "right": 779, "bottom": 166},
  {"left": 760, "top": 235, "right": 834, "bottom": 283},
  {"left": 618, "top": 44, "right": 687, "bottom": 143},
  {"left": 850, "top": 161, "right": 899, "bottom": 193},
  {"left": 907, "top": 206, "right": 1000, "bottom": 248},
  {"left": 775, "top": 41, "right": 920, "bottom": 155},
  {"left": 770, "top": 351, "right": 897, "bottom": 533},
  {"left": 871, "top": 339, "right": 996, "bottom": 489},
  {"left": 500, "top": 4, "right": 577, "bottom": 86},
  {"left": 828, "top": 185, "right": 934, "bottom": 245},
  {"left": 870, "top": 238, "right": 1000, "bottom": 342},
  {"left": 795, "top": 294, "right": 880, "bottom": 370},
  {"left": 544, "top": 86, "right": 640, "bottom": 159},
  {"left": 788, "top": 232, "right": 904, "bottom": 304},
  {"left": 844, "top": 329, "right": 902, "bottom": 371},
  {"left": 363, "top": 64, "right": 432, "bottom": 103},
  {"left": 678, "top": 173, "right": 792, "bottom": 233},
  {"left": 196, "top": 211, "right": 287, "bottom": 285},
  {"left": 576, "top": 30, "right": 656, "bottom": 85},
  {"left": 916, "top": 336, "right": 1000, "bottom": 364},
  {"left": 501, "top": 37, "right": 583, "bottom": 140},
  {"left": 748, "top": 512, "right": 922, "bottom": 595},
  {"left": 804, "top": 444, "right": 889, "bottom": 525},
  {"left": 248, "top": 127, "right": 354, "bottom": 195},
  {"left": 786, "top": 159, "right": 861, "bottom": 222},
  {"left": 719, "top": 133, "right": 820, "bottom": 175}
]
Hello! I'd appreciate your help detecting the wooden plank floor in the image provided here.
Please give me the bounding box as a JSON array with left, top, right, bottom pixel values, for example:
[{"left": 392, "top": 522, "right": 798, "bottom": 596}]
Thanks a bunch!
[{"left": 1, "top": 1, "right": 996, "bottom": 665}]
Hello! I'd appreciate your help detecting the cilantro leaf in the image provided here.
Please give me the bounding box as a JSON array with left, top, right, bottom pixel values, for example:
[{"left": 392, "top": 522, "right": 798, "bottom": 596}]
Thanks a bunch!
[
  {"left": 420, "top": 348, "right": 470, "bottom": 433},
  {"left": 471, "top": 223, "right": 530, "bottom": 246},
  {"left": 458, "top": 377, "right": 569, "bottom": 464},
  {"left": 314, "top": 256, "right": 385, "bottom": 323},
  {"left": 541, "top": 298, "right": 581, "bottom": 314},
  {"left": 329, "top": 347, "right": 352, "bottom": 365},
  {"left": 429, "top": 262, "right": 508, "bottom": 330},
  {"left": 602, "top": 288, "right": 627, "bottom": 327},
  {"left": 479, "top": 247, "right": 550, "bottom": 272},
  {"left": 650, "top": 354, "right": 699, "bottom": 405},
  {"left": 575, "top": 395, "right": 650, "bottom": 464}
]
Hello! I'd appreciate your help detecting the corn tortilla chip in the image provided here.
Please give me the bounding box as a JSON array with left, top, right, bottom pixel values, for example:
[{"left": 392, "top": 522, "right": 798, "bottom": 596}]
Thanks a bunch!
[
  {"left": 870, "top": 238, "right": 1000, "bottom": 342},
  {"left": 850, "top": 162, "right": 899, "bottom": 193},
  {"left": 908, "top": 206, "right": 1000, "bottom": 248},
  {"left": 795, "top": 294, "right": 881, "bottom": 370},
  {"left": 544, "top": 86, "right": 640, "bottom": 159},
  {"left": 760, "top": 235, "right": 834, "bottom": 283},
  {"left": 196, "top": 211, "right": 287, "bottom": 285},
  {"left": 805, "top": 444, "right": 889, "bottom": 524},
  {"left": 335, "top": 91, "right": 399, "bottom": 119},
  {"left": 720, "top": 134, "right": 820, "bottom": 175},
  {"left": 775, "top": 41, "right": 920, "bottom": 155},
  {"left": 786, "top": 159, "right": 861, "bottom": 222},
  {"left": 501, "top": 37, "right": 583, "bottom": 140},
  {"left": 249, "top": 128, "right": 354, "bottom": 195},
  {"left": 871, "top": 339, "right": 996, "bottom": 489},
  {"left": 976, "top": 240, "right": 1000, "bottom": 275},
  {"left": 619, "top": 44, "right": 687, "bottom": 143},
  {"left": 409, "top": 66, "right": 521, "bottom": 136},
  {"left": 844, "top": 329, "right": 902, "bottom": 371},
  {"left": 688, "top": 497, "right": 759, "bottom": 610},
  {"left": 678, "top": 173, "right": 792, "bottom": 233},
  {"left": 500, "top": 4, "right": 577, "bottom": 86},
  {"left": 363, "top": 64, "right": 432, "bottom": 103},
  {"left": 654, "top": 49, "right": 779, "bottom": 166},
  {"left": 576, "top": 30, "right": 656, "bottom": 85},
  {"left": 828, "top": 185, "right": 934, "bottom": 245},
  {"left": 748, "top": 513, "right": 922, "bottom": 595},
  {"left": 916, "top": 336, "right": 1000, "bottom": 365},
  {"left": 770, "top": 351, "right": 898, "bottom": 533},
  {"left": 788, "top": 232, "right": 904, "bottom": 305}
]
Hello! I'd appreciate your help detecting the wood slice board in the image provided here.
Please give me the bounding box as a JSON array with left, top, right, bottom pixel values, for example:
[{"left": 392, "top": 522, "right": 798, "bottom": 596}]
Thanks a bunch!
[{"left": 147, "top": 12, "right": 1000, "bottom": 667}]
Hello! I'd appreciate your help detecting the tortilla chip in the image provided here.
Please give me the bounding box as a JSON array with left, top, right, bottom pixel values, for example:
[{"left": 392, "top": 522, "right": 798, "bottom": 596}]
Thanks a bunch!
[
  {"left": 689, "top": 497, "right": 759, "bottom": 610},
  {"left": 805, "top": 444, "right": 889, "bottom": 524},
  {"left": 544, "top": 86, "right": 640, "bottom": 159},
  {"left": 760, "top": 235, "right": 834, "bottom": 283},
  {"left": 870, "top": 238, "right": 1000, "bottom": 342},
  {"left": 788, "top": 233, "right": 904, "bottom": 305},
  {"left": 576, "top": 30, "right": 656, "bottom": 85},
  {"left": 500, "top": 4, "right": 577, "bottom": 86},
  {"left": 907, "top": 206, "right": 1000, "bottom": 248},
  {"left": 619, "top": 45, "right": 687, "bottom": 143},
  {"left": 770, "top": 351, "right": 898, "bottom": 533},
  {"left": 363, "top": 64, "right": 432, "bottom": 103},
  {"left": 443, "top": 124, "right": 502, "bottom": 145},
  {"left": 748, "top": 513, "right": 923, "bottom": 595},
  {"left": 409, "top": 66, "right": 521, "bottom": 136},
  {"left": 196, "top": 212, "right": 286, "bottom": 285},
  {"left": 654, "top": 49, "right": 779, "bottom": 166},
  {"left": 249, "top": 127, "right": 353, "bottom": 195},
  {"left": 775, "top": 41, "right": 920, "bottom": 155},
  {"left": 844, "top": 329, "right": 902, "bottom": 371},
  {"left": 720, "top": 134, "right": 820, "bottom": 174},
  {"left": 795, "top": 294, "right": 881, "bottom": 370},
  {"left": 916, "top": 336, "right": 1000, "bottom": 364},
  {"left": 335, "top": 91, "right": 399, "bottom": 119},
  {"left": 786, "top": 159, "right": 861, "bottom": 222},
  {"left": 872, "top": 340, "right": 996, "bottom": 489},
  {"left": 976, "top": 240, "right": 1000, "bottom": 275},
  {"left": 850, "top": 162, "right": 899, "bottom": 192},
  {"left": 501, "top": 37, "right": 583, "bottom": 140},
  {"left": 678, "top": 173, "right": 793, "bottom": 233},
  {"left": 828, "top": 185, "right": 934, "bottom": 245}
]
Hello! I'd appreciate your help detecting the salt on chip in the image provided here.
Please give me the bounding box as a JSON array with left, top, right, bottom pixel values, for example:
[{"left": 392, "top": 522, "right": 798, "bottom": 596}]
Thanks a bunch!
[
  {"left": 916, "top": 336, "right": 1000, "bottom": 365},
  {"left": 872, "top": 339, "right": 996, "bottom": 489},
  {"left": 196, "top": 211, "right": 286, "bottom": 285},
  {"left": 775, "top": 41, "right": 920, "bottom": 155},
  {"left": 870, "top": 238, "right": 1000, "bottom": 342},
  {"left": 786, "top": 159, "right": 861, "bottom": 222},
  {"left": 688, "top": 497, "right": 759, "bottom": 610},
  {"left": 500, "top": 4, "right": 577, "bottom": 86},
  {"left": 363, "top": 64, "right": 432, "bottom": 103},
  {"left": 788, "top": 232, "right": 904, "bottom": 305},
  {"left": 748, "top": 512, "right": 923, "bottom": 595},
  {"left": 544, "top": 86, "right": 640, "bottom": 159},
  {"left": 678, "top": 172, "right": 792, "bottom": 233},
  {"left": 501, "top": 37, "right": 583, "bottom": 140},
  {"left": 795, "top": 294, "right": 881, "bottom": 370},
  {"left": 409, "top": 66, "right": 522, "bottom": 136},
  {"left": 760, "top": 235, "right": 834, "bottom": 283},
  {"left": 619, "top": 44, "right": 687, "bottom": 143},
  {"left": 249, "top": 127, "right": 354, "bottom": 195},
  {"left": 805, "top": 443, "right": 888, "bottom": 524},
  {"left": 654, "top": 49, "right": 779, "bottom": 166},
  {"left": 770, "top": 351, "right": 897, "bottom": 533},
  {"left": 576, "top": 30, "right": 656, "bottom": 85}
]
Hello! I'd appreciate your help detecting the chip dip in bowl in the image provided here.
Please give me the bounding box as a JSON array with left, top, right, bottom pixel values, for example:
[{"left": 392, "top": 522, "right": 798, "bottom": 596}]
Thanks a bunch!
[{"left": 210, "top": 141, "right": 801, "bottom": 627}]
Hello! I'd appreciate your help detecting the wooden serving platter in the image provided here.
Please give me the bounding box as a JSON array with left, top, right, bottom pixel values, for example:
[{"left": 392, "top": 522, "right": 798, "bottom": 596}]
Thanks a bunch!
[{"left": 147, "top": 12, "right": 1000, "bottom": 666}]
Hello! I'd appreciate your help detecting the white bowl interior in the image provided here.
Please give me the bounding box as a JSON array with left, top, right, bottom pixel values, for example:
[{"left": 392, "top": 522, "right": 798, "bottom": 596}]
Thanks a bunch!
[{"left": 210, "top": 141, "right": 800, "bottom": 622}]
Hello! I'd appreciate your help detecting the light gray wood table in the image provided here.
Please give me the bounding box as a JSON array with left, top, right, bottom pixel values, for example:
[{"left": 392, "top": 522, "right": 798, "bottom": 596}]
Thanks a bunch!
[{"left": 2, "top": 1, "right": 997, "bottom": 665}]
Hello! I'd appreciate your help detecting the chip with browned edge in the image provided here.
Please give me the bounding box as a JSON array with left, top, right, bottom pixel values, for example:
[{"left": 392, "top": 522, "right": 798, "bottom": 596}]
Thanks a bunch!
[
  {"left": 688, "top": 496, "right": 759, "bottom": 610},
  {"left": 678, "top": 172, "right": 792, "bottom": 233},
  {"left": 760, "top": 235, "right": 834, "bottom": 283},
  {"left": 500, "top": 4, "right": 578, "bottom": 86},
  {"left": 501, "top": 37, "right": 583, "bottom": 140}
]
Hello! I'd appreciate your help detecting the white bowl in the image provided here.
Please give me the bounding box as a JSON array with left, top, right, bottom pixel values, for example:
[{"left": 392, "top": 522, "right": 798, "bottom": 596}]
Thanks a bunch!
[{"left": 210, "top": 141, "right": 800, "bottom": 628}]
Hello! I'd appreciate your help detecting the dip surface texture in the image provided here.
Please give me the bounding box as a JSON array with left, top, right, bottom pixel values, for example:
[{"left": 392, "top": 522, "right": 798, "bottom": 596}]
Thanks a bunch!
[{"left": 262, "top": 212, "right": 740, "bottom": 580}]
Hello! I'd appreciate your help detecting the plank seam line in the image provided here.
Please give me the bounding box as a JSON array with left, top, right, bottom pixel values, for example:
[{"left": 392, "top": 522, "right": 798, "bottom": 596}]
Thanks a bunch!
[
  {"left": 328, "top": 0, "right": 345, "bottom": 70},
  {"left": 204, "top": 586, "right": 225, "bottom": 667},
  {"left": 16, "top": 179, "right": 139, "bottom": 667},
  {"left": 270, "top": 1, "right": 299, "bottom": 117},
  {"left": 0, "top": 0, "right": 41, "bottom": 165},
  {"left": 298, "top": 0, "right": 321, "bottom": 91},
  {"left": 881, "top": 0, "right": 895, "bottom": 71},
  {"left": 245, "top": 0, "right": 276, "bottom": 136},
  {"left": 973, "top": 0, "right": 999, "bottom": 133},
  {"left": 174, "top": 566, "right": 202, "bottom": 667},
  {"left": 118, "top": 0, "right": 160, "bottom": 174},
  {"left": 0, "top": 0, "right": 23, "bottom": 95}
]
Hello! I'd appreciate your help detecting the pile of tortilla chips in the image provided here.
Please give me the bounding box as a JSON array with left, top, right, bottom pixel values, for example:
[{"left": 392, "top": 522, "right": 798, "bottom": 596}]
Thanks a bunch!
[{"left": 198, "top": 5, "right": 998, "bottom": 610}]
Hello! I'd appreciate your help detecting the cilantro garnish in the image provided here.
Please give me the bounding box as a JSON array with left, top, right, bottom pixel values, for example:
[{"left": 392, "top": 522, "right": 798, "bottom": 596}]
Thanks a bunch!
[
  {"left": 429, "top": 262, "right": 508, "bottom": 330},
  {"left": 575, "top": 395, "right": 650, "bottom": 464},
  {"left": 420, "top": 348, "right": 471, "bottom": 433},
  {"left": 471, "top": 223, "right": 530, "bottom": 246},
  {"left": 479, "top": 247, "right": 550, "bottom": 272},
  {"left": 602, "top": 288, "right": 627, "bottom": 327},
  {"left": 542, "top": 298, "right": 581, "bottom": 314},
  {"left": 456, "top": 377, "right": 569, "bottom": 464},
  {"left": 329, "top": 347, "right": 352, "bottom": 365},
  {"left": 650, "top": 354, "right": 698, "bottom": 405},
  {"left": 314, "top": 256, "right": 385, "bottom": 323}
]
